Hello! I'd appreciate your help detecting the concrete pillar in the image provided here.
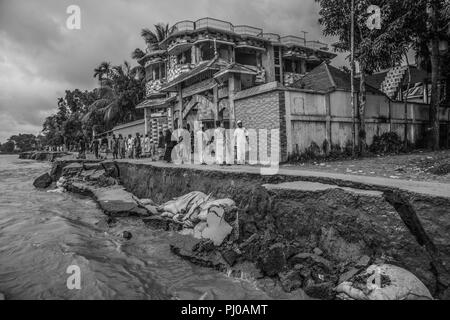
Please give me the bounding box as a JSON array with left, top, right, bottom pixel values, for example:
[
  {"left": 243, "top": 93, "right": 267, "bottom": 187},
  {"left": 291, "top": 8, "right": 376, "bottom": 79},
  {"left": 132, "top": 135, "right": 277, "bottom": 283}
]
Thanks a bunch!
[
  {"left": 325, "top": 93, "right": 332, "bottom": 152},
  {"left": 279, "top": 47, "right": 284, "bottom": 84},
  {"left": 228, "top": 74, "right": 240, "bottom": 128},
  {"left": 301, "top": 59, "right": 307, "bottom": 74},
  {"left": 144, "top": 108, "right": 148, "bottom": 135},
  {"left": 262, "top": 44, "right": 275, "bottom": 82},
  {"left": 191, "top": 46, "right": 196, "bottom": 64},
  {"left": 213, "top": 85, "right": 219, "bottom": 126},
  {"left": 178, "top": 85, "right": 183, "bottom": 129}
]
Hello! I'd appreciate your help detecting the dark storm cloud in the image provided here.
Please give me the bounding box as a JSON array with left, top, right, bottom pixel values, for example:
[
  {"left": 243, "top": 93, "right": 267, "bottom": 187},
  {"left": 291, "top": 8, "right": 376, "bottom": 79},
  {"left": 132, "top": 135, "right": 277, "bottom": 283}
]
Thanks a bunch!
[{"left": 0, "top": 0, "right": 343, "bottom": 142}]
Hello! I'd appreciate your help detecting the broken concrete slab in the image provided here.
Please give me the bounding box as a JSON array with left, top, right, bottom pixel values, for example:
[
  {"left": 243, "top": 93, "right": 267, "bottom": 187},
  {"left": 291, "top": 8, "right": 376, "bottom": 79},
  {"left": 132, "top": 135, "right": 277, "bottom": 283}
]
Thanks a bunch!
[{"left": 201, "top": 209, "right": 233, "bottom": 246}]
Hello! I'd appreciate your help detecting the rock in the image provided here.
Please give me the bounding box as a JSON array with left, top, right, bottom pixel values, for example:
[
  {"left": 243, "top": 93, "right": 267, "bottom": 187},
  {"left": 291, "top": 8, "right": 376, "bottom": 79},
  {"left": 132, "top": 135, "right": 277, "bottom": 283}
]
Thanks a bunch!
[
  {"left": 144, "top": 205, "right": 159, "bottom": 215},
  {"left": 221, "top": 249, "right": 239, "bottom": 266},
  {"left": 305, "top": 282, "right": 335, "bottom": 300},
  {"left": 257, "top": 243, "right": 286, "bottom": 276},
  {"left": 290, "top": 253, "right": 333, "bottom": 271},
  {"left": 279, "top": 270, "right": 303, "bottom": 292},
  {"left": 83, "top": 163, "right": 101, "bottom": 171},
  {"left": 106, "top": 217, "right": 117, "bottom": 225},
  {"left": 143, "top": 216, "right": 182, "bottom": 231},
  {"left": 33, "top": 173, "right": 52, "bottom": 189},
  {"left": 197, "top": 240, "right": 216, "bottom": 253},
  {"left": 336, "top": 264, "right": 433, "bottom": 300},
  {"left": 339, "top": 268, "right": 360, "bottom": 284},
  {"left": 239, "top": 234, "right": 259, "bottom": 249},
  {"left": 355, "top": 255, "right": 371, "bottom": 267},
  {"left": 62, "top": 163, "right": 83, "bottom": 176},
  {"left": 193, "top": 222, "right": 207, "bottom": 239},
  {"left": 139, "top": 198, "right": 155, "bottom": 206},
  {"left": 313, "top": 247, "right": 323, "bottom": 256},
  {"left": 122, "top": 231, "right": 132, "bottom": 240}
]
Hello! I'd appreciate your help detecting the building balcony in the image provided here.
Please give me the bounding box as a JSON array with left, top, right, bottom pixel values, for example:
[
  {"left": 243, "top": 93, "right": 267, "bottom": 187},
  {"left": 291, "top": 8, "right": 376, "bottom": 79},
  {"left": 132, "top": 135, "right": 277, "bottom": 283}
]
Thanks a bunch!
[
  {"left": 145, "top": 79, "right": 166, "bottom": 97},
  {"left": 167, "top": 63, "right": 194, "bottom": 83}
]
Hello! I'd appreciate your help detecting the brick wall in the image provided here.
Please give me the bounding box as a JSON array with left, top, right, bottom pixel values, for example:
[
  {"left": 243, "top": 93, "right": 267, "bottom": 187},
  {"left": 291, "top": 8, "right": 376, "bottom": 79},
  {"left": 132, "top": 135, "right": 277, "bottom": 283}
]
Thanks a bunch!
[{"left": 234, "top": 90, "right": 288, "bottom": 162}]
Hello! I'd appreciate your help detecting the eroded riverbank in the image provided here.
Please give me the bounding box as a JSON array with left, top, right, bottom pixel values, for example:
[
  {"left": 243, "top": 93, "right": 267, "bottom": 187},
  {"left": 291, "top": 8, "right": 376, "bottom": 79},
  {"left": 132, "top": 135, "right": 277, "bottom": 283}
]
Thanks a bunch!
[
  {"left": 0, "top": 156, "right": 275, "bottom": 300},
  {"left": 39, "top": 156, "right": 450, "bottom": 300}
]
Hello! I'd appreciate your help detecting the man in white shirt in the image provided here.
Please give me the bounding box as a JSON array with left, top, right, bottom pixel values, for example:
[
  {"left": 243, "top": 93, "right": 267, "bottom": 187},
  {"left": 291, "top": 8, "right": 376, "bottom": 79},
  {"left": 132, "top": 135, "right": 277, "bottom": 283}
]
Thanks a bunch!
[
  {"left": 214, "top": 121, "right": 225, "bottom": 165},
  {"left": 233, "top": 120, "right": 248, "bottom": 165}
]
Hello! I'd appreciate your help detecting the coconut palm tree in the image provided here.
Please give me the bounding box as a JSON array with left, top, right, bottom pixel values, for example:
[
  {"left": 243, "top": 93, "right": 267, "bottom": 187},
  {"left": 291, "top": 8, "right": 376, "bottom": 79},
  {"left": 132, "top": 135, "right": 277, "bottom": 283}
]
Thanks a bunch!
[
  {"left": 83, "top": 61, "right": 145, "bottom": 127},
  {"left": 131, "top": 48, "right": 146, "bottom": 60},
  {"left": 93, "top": 61, "right": 112, "bottom": 85},
  {"left": 140, "top": 23, "right": 171, "bottom": 51}
]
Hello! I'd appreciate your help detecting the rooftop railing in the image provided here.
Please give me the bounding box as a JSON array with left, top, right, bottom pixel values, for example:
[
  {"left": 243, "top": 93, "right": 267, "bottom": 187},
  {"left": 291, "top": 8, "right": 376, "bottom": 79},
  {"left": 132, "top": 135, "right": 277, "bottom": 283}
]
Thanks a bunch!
[
  {"left": 262, "top": 33, "right": 281, "bottom": 42},
  {"left": 170, "top": 20, "right": 195, "bottom": 34},
  {"left": 234, "top": 25, "right": 263, "bottom": 37},
  {"left": 195, "top": 17, "right": 234, "bottom": 32},
  {"left": 280, "top": 36, "right": 306, "bottom": 47},
  {"left": 164, "top": 18, "right": 331, "bottom": 52},
  {"left": 306, "top": 40, "right": 329, "bottom": 51}
]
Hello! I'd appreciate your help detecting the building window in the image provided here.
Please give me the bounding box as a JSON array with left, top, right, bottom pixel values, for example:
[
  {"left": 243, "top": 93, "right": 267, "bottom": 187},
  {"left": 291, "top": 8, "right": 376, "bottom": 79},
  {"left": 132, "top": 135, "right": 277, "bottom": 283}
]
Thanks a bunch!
[
  {"left": 274, "top": 46, "right": 280, "bottom": 65},
  {"left": 177, "top": 49, "right": 192, "bottom": 65},
  {"left": 201, "top": 43, "right": 215, "bottom": 61}
]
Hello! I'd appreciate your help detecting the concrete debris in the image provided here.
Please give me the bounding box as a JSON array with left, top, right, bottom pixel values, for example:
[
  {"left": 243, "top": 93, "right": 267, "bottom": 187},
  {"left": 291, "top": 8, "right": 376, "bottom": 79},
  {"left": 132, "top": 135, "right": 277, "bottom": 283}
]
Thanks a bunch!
[{"left": 335, "top": 264, "right": 433, "bottom": 300}]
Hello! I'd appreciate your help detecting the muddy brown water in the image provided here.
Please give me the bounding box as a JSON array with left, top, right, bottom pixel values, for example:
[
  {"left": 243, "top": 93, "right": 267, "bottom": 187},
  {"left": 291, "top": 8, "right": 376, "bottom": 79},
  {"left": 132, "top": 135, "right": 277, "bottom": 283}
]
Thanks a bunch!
[{"left": 0, "top": 155, "right": 272, "bottom": 300}]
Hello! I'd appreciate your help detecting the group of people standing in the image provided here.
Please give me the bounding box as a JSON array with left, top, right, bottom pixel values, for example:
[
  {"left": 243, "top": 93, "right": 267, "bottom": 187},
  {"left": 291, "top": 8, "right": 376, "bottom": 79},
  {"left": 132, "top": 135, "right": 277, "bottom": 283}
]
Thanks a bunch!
[
  {"left": 90, "top": 132, "right": 159, "bottom": 160},
  {"left": 86, "top": 119, "right": 249, "bottom": 165}
]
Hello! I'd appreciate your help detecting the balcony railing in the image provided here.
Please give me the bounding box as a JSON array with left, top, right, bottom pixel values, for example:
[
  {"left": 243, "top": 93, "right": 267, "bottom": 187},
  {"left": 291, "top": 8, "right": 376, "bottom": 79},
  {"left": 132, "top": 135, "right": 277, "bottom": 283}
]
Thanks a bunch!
[
  {"left": 195, "top": 18, "right": 234, "bottom": 32},
  {"left": 262, "top": 33, "right": 281, "bottom": 42},
  {"left": 280, "top": 36, "right": 306, "bottom": 47},
  {"left": 306, "top": 40, "right": 329, "bottom": 51},
  {"left": 234, "top": 25, "right": 263, "bottom": 37},
  {"left": 170, "top": 20, "right": 195, "bottom": 35}
]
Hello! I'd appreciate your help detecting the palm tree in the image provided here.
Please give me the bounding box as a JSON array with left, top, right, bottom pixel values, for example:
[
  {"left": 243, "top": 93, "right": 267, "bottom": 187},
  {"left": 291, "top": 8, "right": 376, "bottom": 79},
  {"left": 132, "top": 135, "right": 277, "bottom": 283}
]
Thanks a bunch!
[
  {"left": 140, "top": 23, "right": 171, "bottom": 51},
  {"left": 131, "top": 48, "right": 146, "bottom": 60},
  {"left": 93, "top": 61, "right": 112, "bottom": 85},
  {"left": 83, "top": 61, "right": 145, "bottom": 127}
]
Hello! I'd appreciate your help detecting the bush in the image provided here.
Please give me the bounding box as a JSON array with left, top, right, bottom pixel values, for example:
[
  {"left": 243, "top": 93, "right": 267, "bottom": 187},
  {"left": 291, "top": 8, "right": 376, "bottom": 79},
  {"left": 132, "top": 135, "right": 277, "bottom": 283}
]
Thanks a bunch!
[{"left": 369, "top": 132, "right": 403, "bottom": 154}]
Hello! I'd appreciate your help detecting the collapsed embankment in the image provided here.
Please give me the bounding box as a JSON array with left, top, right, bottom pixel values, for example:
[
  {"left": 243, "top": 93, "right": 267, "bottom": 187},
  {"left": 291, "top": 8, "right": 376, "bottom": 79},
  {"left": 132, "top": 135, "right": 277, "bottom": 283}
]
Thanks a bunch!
[{"left": 49, "top": 160, "right": 450, "bottom": 299}]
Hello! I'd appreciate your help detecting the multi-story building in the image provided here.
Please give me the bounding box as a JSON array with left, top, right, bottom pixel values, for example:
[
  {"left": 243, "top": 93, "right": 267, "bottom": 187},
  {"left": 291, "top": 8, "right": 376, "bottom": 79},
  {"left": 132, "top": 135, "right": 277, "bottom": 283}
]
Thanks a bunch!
[
  {"left": 135, "top": 17, "right": 447, "bottom": 161},
  {"left": 135, "top": 17, "right": 336, "bottom": 144}
]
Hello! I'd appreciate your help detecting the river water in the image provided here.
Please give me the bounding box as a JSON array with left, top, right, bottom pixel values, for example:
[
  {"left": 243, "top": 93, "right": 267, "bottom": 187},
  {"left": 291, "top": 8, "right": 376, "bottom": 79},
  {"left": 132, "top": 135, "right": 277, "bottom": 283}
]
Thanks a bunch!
[{"left": 0, "top": 155, "right": 270, "bottom": 300}]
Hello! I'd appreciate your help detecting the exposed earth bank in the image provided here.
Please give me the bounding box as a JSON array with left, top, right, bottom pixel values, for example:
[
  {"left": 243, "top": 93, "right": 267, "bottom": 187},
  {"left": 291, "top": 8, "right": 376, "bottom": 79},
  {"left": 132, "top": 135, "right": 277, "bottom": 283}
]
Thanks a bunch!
[{"left": 42, "top": 159, "right": 450, "bottom": 299}]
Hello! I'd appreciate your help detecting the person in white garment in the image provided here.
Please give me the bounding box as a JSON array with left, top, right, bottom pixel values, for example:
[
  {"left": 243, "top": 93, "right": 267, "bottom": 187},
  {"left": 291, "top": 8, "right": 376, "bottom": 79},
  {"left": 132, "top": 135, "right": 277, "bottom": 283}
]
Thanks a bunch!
[
  {"left": 233, "top": 120, "right": 248, "bottom": 165},
  {"left": 214, "top": 121, "right": 225, "bottom": 165}
]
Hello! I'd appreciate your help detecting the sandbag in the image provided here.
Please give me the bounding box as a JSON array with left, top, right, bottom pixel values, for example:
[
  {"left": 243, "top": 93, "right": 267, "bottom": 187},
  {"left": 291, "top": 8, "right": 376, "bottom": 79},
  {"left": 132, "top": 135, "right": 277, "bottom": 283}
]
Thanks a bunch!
[
  {"left": 336, "top": 264, "right": 433, "bottom": 300},
  {"left": 159, "top": 191, "right": 209, "bottom": 216}
]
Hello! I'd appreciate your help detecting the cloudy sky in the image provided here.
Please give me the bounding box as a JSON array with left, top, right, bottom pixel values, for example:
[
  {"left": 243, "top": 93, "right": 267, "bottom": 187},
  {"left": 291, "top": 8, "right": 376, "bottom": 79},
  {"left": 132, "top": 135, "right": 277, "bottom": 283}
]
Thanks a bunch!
[{"left": 0, "top": 0, "right": 345, "bottom": 143}]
